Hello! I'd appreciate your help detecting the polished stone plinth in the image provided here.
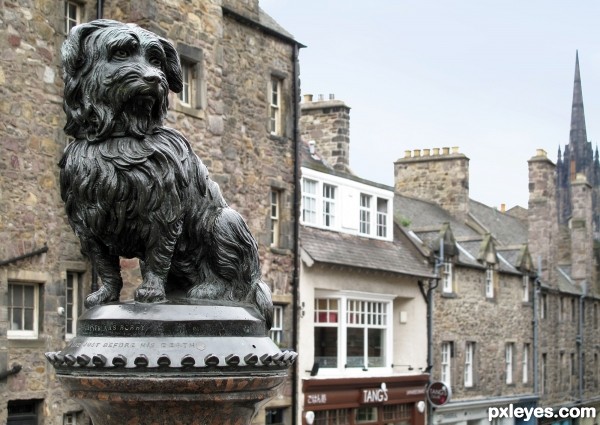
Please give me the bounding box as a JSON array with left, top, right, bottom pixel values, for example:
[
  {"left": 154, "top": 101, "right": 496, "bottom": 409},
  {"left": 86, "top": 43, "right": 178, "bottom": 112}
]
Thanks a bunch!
[{"left": 46, "top": 300, "right": 295, "bottom": 425}]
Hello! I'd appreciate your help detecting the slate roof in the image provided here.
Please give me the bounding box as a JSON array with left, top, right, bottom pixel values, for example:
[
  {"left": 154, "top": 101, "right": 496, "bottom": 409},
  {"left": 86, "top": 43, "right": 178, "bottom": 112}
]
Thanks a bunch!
[
  {"left": 300, "top": 225, "right": 434, "bottom": 279},
  {"left": 468, "top": 199, "right": 528, "bottom": 246}
]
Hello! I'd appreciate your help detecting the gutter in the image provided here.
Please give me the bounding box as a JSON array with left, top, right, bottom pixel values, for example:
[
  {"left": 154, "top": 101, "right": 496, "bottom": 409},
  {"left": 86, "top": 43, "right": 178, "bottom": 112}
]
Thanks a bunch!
[{"left": 0, "top": 245, "right": 48, "bottom": 267}]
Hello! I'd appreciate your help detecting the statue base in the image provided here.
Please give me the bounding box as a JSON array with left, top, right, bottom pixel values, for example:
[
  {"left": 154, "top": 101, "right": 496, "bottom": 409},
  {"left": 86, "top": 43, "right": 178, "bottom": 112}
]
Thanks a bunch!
[{"left": 46, "top": 300, "right": 295, "bottom": 425}]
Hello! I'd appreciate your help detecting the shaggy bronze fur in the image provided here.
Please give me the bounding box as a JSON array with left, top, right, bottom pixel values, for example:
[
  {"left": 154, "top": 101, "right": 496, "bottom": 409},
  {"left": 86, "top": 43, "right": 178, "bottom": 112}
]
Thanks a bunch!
[{"left": 59, "top": 20, "right": 272, "bottom": 327}]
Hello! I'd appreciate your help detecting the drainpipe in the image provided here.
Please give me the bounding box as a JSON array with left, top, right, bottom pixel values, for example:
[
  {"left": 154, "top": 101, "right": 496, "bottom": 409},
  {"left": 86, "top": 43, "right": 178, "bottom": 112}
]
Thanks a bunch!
[
  {"left": 291, "top": 42, "right": 301, "bottom": 425},
  {"left": 0, "top": 364, "right": 22, "bottom": 381},
  {"left": 426, "top": 239, "right": 442, "bottom": 425},
  {"left": 0, "top": 245, "right": 48, "bottom": 266},
  {"left": 577, "top": 282, "right": 586, "bottom": 402},
  {"left": 96, "top": 0, "right": 103, "bottom": 19},
  {"left": 532, "top": 257, "right": 541, "bottom": 396}
]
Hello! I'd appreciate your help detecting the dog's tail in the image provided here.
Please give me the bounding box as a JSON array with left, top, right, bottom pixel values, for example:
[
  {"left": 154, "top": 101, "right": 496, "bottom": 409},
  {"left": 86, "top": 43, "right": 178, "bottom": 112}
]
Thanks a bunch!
[{"left": 210, "top": 207, "right": 274, "bottom": 328}]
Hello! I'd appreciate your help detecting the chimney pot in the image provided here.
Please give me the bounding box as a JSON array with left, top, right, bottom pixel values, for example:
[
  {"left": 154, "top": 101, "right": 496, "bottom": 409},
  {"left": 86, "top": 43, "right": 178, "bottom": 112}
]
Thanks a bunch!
[
  {"left": 304, "top": 94, "right": 313, "bottom": 103},
  {"left": 329, "top": 94, "right": 335, "bottom": 100},
  {"left": 432, "top": 148, "right": 440, "bottom": 155},
  {"left": 423, "top": 148, "right": 431, "bottom": 157},
  {"left": 442, "top": 147, "right": 450, "bottom": 155},
  {"left": 318, "top": 94, "right": 324, "bottom": 101},
  {"left": 404, "top": 150, "right": 412, "bottom": 158},
  {"left": 535, "top": 148, "right": 547, "bottom": 157},
  {"left": 451, "top": 146, "right": 459, "bottom": 154},
  {"left": 500, "top": 203, "right": 506, "bottom": 212},
  {"left": 413, "top": 149, "right": 421, "bottom": 158}
]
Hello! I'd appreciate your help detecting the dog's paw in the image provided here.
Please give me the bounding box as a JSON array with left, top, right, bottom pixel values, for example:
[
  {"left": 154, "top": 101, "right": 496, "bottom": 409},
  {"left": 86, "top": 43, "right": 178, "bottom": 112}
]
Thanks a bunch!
[
  {"left": 187, "top": 283, "right": 224, "bottom": 300},
  {"left": 85, "top": 286, "right": 120, "bottom": 308},
  {"left": 135, "top": 285, "right": 167, "bottom": 303}
]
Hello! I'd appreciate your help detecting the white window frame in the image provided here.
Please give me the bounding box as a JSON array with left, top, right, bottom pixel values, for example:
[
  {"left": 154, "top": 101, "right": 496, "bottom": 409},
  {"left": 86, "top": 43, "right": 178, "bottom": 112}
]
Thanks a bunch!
[
  {"left": 313, "top": 290, "right": 394, "bottom": 376},
  {"left": 522, "top": 343, "right": 529, "bottom": 384},
  {"left": 8, "top": 282, "right": 40, "bottom": 339},
  {"left": 302, "top": 178, "right": 318, "bottom": 224},
  {"left": 66, "top": 271, "right": 82, "bottom": 340},
  {"left": 485, "top": 265, "right": 495, "bottom": 298},
  {"left": 359, "top": 193, "right": 372, "bottom": 235},
  {"left": 64, "top": 1, "right": 82, "bottom": 35},
  {"left": 376, "top": 198, "right": 389, "bottom": 238},
  {"left": 269, "top": 76, "right": 282, "bottom": 135},
  {"left": 178, "top": 61, "right": 192, "bottom": 106},
  {"left": 301, "top": 177, "right": 338, "bottom": 229},
  {"left": 442, "top": 259, "right": 453, "bottom": 293},
  {"left": 505, "top": 343, "right": 514, "bottom": 384},
  {"left": 522, "top": 275, "right": 530, "bottom": 302},
  {"left": 464, "top": 342, "right": 474, "bottom": 388},
  {"left": 269, "top": 189, "right": 280, "bottom": 247},
  {"left": 269, "top": 305, "right": 283, "bottom": 345},
  {"left": 441, "top": 342, "right": 452, "bottom": 385},
  {"left": 322, "top": 183, "right": 336, "bottom": 228}
]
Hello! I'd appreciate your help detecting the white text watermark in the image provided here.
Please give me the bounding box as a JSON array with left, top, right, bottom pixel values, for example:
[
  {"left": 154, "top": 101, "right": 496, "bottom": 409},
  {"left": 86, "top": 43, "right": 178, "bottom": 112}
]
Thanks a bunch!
[{"left": 488, "top": 404, "right": 596, "bottom": 422}]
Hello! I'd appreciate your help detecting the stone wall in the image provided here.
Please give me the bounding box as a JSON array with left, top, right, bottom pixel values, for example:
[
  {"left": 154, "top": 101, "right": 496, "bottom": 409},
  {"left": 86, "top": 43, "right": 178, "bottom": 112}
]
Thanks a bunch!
[
  {"left": 0, "top": 1, "right": 298, "bottom": 423},
  {"left": 433, "top": 266, "right": 534, "bottom": 399},
  {"left": 300, "top": 96, "right": 351, "bottom": 173},
  {"left": 394, "top": 147, "right": 470, "bottom": 219}
]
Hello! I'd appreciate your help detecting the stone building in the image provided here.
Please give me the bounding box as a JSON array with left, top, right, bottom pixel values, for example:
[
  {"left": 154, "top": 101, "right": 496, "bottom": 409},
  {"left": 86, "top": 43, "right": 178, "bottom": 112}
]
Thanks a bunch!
[
  {"left": 0, "top": 1, "right": 300, "bottom": 424},
  {"left": 297, "top": 97, "right": 433, "bottom": 425},
  {"left": 394, "top": 149, "right": 538, "bottom": 425}
]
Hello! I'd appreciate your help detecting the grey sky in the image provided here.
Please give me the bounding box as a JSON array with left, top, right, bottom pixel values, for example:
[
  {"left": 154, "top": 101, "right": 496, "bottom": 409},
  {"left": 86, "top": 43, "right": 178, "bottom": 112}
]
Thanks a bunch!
[{"left": 261, "top": 0, "right": 600, "bottom": 210}]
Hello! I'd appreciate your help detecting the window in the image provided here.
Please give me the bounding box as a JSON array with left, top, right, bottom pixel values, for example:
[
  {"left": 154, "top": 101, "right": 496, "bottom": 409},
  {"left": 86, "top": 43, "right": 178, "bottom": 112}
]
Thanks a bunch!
[
  {"left": 314, "top": 409, "right": 351, "bottom": 425},
  {"left": 541, "top": 353, "right": 547, "bottom": 394},
  {"left": 359, "top": 194, "right": 390, "bottom": 239},
  {"left": 64, "top": 1, "right": 82, "bottom": 35},
  {"left": 8, "top": 400, "right": 39, "bottom": 424},
  {"left": 376, "top": 198, "right": 388, "bottom": 238},
  {"left": 176, "top": 44, "right": 204, "bottom": 112},
  {"left": 505, "top": 343, "right": 514, "bottom": 384},
  {"left": 522, "top": 275, "right": 530, "bottom": 302},
  {"left": 359, "top": 194, "right": 371, "bottom": 235},
  {"left": 383, "top": 404, "right": 412, "bottom": 423},
  {"left": 485, "top": 265, "right": 495, "bottom": 298},
  {"left": 178, "top": 61, "right": 192, "bottom": 106},
  {"left": 571, "top": 298, "right": 577, "bottom": 321},
  {"left": 269, "top": 189, "right": 280, "bottom": 247},
  {"left": 64, "top": 412, "right": 78, "bottom": 425},
  {"left": 441, "top": 342, "right": 452, "bottom": 384},
  {"left": 522, "top": 343, "right": 529, "bottom": 384},
  {"left": 355, "top": 407, "right": 377, "bottom": 424},
  {"left": 560, "top": 352, "right": 565, "bottom": 390},
  {"left": 595, "top": 303, "right": 598, "bottom": 329},
  {"left": 66, "top": 271, "right": 82, "bottom": 339},
  {"left": 442, "top": 259, "right": 453, "bottom": 293},
  {"left": 322, "top": 184, "right": 336, "bottom": 227},
  {"left": 540, "top": 294, "right": 547, "bottom": 319},
  {"left": 269, "top": 76, "right": 282, "bottom": 135},
  {"left": 314, "top": 294, "right": 392, "bottom": 371},
  {"left": 265, "top": 408, "right": 284, "bottom": 425},
  {"left": 301, "top": 178, "right": 338, "bottom": 229},
  {"left": 269, "top": 305, "right": 283, "bottom": 345},
  {"left": 570, "top": 353, "right": 576, "bottom": 391},
  {"left": 302, "top": 178, "right": 318, "bottom": 224},
  {"left": 464, "top": 342, "right": 474, "bottom": 388},
  {"left": 559, "top": 297, "right": 565, "bottom": 321},
  {"left": 8, "top": 282, "right": 40, "bottom": 339}
]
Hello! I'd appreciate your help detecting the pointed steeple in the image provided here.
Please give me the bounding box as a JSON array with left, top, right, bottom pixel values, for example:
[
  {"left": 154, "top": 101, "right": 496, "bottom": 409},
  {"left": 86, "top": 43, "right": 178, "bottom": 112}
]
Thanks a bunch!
[{"left": 570, "top": 51, "right": 588, "bottom": 160}]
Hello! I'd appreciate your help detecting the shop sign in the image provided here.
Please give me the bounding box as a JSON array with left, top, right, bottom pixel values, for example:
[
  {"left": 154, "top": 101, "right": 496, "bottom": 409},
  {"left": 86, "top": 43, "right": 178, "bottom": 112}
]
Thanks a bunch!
[
  {"left": 361, "top": 387, "right": 389, "bottom": 404},
  {"left": 427, "top": 381, "right": 451, "bottom": 407},
  {"left": 307, "top": 393, "right": 327, "bottom": 405}
]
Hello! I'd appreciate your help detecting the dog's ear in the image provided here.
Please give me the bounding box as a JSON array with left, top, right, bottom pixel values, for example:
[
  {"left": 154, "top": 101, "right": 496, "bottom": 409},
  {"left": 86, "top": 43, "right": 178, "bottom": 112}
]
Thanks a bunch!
[{"left": 159, "top": 37, "right": 183, "bottom": 94}]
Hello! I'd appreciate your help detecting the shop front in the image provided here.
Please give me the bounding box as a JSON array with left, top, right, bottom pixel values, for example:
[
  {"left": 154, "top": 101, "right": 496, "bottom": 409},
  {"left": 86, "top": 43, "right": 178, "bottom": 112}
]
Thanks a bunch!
[{"left": 302, "top": 374, "right": 429, "bottom": 425}]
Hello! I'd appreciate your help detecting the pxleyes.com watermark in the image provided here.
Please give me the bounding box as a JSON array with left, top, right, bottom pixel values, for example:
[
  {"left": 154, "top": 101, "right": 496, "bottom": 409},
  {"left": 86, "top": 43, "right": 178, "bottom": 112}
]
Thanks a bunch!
[{"left": 488, "top": 404, "right": 596, "bottom": 422}]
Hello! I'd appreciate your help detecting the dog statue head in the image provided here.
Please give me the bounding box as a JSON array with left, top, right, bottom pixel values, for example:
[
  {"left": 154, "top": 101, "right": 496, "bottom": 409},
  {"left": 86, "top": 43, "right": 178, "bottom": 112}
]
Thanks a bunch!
[{"left": 61, "top": 19, "right": 183, "bottom": 142}]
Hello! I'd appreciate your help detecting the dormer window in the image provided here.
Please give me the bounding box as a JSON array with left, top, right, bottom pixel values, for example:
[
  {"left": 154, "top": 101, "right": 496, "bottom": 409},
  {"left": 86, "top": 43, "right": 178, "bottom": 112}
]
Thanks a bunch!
[
  {"left": 485, "top": 265, "right": 495, "bottom": 298},
  {"left": 442, "top": 259, "right": 453, "bottom": 293},
  {"left": 301, "top": 168, "right": 393, "bottom": 240}
]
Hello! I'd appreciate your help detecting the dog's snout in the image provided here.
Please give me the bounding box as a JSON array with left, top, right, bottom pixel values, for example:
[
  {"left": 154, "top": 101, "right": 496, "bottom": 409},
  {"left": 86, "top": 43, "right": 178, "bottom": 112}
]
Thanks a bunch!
[{"left": 143, "top": 71, "right": 161, "bottom": 84}]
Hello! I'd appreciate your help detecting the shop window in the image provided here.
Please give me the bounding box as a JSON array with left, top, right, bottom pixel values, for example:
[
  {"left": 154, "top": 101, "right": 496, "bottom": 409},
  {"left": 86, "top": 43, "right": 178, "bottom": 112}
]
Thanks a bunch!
[
  {"left": 355, "top": 407, "right": 377, "bottom": 424},
  {"left": 313, "top": 409, "right": 350, "bottom": 425},
  {"left": 382, "top": 404, "right": 412, "bottom": 423},
  {"left": 265, "top": 408, "right": 284, "bottom": 425}
]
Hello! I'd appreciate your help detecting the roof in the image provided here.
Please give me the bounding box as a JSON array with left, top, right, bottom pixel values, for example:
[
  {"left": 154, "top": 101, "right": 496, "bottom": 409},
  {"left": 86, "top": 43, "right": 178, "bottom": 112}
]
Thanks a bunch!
[
  {"left": 300, "top": 225, "right": 434, "bottom": 278},
  {"left": 468, "top": 199, "right": 528, "bottom": 246}
]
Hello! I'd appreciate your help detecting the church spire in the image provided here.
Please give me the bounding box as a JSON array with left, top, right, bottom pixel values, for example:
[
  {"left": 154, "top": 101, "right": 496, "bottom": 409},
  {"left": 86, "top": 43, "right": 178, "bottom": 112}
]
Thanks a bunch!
[{"left": 570, "top": 50, "right": 588, "bottom": 157}]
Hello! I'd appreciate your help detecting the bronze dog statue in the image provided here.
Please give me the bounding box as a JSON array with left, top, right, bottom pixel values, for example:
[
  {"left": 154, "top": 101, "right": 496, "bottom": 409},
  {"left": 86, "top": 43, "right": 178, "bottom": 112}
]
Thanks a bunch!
[{"left": 59, "top": 19, "right": 272, "bottom": 327}]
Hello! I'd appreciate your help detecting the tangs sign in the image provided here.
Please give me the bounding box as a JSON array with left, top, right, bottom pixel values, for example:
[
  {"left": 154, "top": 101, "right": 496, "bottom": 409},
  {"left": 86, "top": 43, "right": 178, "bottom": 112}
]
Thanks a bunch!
[
  {"left": 427, "top": 382, "right": 452, "bottom": 407},
  {"left": 361, "top": 384, "right": 389, "bottom": 404}
]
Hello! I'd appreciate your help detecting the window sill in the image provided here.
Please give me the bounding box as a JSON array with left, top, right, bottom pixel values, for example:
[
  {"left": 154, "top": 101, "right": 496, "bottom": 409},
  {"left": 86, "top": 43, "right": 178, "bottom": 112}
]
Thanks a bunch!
[
  {"left": 270, "top": 246, "right": 291, "bottom": 256},
  {"left": 173, "top": 102, "right": 204, "bottom": 119},
  {"left": 268, "top": 133, "right": 288, "bottom": 143},
  {"left": 522, "top": 301, "right": 532, "bottom": 307},
  {"left": 441, "top": 292, "right": 458, "bottom": 299},
  {"left": 8, "top": 338, "right": 45, "bottom": 348}
]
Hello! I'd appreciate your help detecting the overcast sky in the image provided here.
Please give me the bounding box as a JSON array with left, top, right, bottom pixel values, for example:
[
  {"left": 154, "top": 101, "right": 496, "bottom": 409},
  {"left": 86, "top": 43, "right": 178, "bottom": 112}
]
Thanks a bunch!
[{"left": 261, "top": 0, "right": 600, "bottom": 210}]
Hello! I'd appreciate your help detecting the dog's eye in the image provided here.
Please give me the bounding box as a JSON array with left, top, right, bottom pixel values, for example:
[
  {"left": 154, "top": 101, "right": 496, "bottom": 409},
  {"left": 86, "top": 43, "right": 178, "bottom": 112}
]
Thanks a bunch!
[
  {"left": 149, "top": 57, "right": 162, "bottom": 67},
  {"left": 113, "top": 49, "right": 129, "bottom": 60}
]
